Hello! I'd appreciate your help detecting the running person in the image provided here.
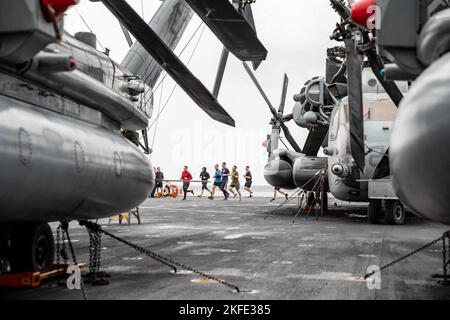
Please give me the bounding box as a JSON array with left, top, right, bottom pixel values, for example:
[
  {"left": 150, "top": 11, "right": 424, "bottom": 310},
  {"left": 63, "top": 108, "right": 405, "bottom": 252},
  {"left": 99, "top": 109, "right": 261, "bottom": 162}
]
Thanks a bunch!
[
  {"left": 198, "top": 167, "right": 212, "bottom": 198},
  {"left": 220, "top": 162, "right": 230, "bottom": 200},
  {"left": 180, "top": 166, "right": 194, "bottom": 200},
  {"left": 271, "top": 187, "right": 289, "bottom": 202},
  {"left": 155, "top": 167, "right": 164, "bottom": 195},
  {"left": 229, "top": 166, "right": 242, "bottom": 200},
  {"left": 208, "top": 164, "right": 222, "bottom": 200},
  {"left": 243, "top": 166, "right": 254, "bottom": 198}
]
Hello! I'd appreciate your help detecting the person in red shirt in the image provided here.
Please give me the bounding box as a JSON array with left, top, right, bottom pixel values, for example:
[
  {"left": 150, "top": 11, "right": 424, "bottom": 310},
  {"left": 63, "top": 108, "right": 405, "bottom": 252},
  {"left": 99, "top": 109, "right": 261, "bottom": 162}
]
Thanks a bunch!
[{"left": 180, "top": 166, "right": 194, "bottom": 200}]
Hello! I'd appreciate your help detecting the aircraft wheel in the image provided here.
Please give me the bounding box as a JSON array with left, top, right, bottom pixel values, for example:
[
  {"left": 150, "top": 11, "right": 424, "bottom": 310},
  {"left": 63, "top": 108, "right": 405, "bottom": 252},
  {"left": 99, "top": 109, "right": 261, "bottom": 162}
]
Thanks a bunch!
[
  {"left": 11, "top": 223, "right": 55, "bottom": 273},
  {"left": 368, "top": 200, "right": 382, "bottom": 224},
  {"left": 386, "top": 200, "right": 406, "bottom": 225}
]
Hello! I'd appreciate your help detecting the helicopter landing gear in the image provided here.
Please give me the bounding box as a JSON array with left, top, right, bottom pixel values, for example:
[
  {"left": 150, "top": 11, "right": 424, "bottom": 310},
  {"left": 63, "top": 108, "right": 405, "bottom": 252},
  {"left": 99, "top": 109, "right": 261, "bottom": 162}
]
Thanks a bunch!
[
  {"left": 368, "top": 199, "right": 406, "bottom": 225},
  {"left": 0, "top": 222, "right": 55, "bottom": 273},
  {"left": 386, "top": 200, "right": 406, "bottom": 225}
]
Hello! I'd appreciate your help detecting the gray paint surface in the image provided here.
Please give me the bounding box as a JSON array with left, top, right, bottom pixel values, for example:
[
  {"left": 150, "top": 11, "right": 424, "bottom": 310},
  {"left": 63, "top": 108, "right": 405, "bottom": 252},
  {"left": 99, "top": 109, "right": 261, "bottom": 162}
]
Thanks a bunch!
[
  {"left": 0, "top": 95, "right": 154, "bottom": 222},
  {"left": 391, "top": 53, "right": 450, "bottom": 225},
  {"left": 121, "top": 0, "right": 193, "bottom": 88}
]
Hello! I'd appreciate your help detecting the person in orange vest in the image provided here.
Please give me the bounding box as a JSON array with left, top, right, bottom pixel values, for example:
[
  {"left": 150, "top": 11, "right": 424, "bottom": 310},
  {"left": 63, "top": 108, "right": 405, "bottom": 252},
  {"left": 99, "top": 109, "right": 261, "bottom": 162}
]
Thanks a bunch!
[{"left": 180, "top": 166, "right": 194, "bottom": 200}]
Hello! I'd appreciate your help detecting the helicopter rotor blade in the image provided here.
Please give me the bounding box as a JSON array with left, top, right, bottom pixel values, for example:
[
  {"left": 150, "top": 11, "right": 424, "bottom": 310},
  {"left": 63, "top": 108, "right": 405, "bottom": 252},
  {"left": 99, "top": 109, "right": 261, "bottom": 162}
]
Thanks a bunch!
[
  {"left": 243, "top": 62, "right": 302, "bottom": 153},
  {"left": 212, "top": 47, "right": 230, "bottom": 98},
  {"left": 278, "top": 74, "right": 289, "bottom": 115},
  {"left": 185, "top": 0, "right": 267, "bottom": 62},
  {"left": 120, "top": 23, "right": 133, "bottom": 48},
  {"left": 100, "top": 0, "right": 235, "bottom": 127},
  {"left": 237, "top": 3, "right": 264, "bottom": 70},
  {"left": 302, "top": 125, "right": 329, "bottom": 156},
  {"left": 280, "top": 123, "right": 302, "bottom": 153},
  {"left": 242, "top": 61, "right": 278, "bottom": 118},
  {"left": 345, "top": 38, "right": 366, "bottom": 173}
]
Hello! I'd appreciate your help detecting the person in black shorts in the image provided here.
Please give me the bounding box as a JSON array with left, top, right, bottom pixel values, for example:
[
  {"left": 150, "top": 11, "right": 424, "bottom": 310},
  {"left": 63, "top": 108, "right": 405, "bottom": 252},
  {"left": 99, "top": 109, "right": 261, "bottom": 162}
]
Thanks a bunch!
[
  {"left": 155, "top": 167, "right": 164, "bottom": 195},
  {"left": 243, "top": 165, "right": 254, "bottom": 198},
  {"left": 198, "top": 167, "right": 212, "bottom": 198}
]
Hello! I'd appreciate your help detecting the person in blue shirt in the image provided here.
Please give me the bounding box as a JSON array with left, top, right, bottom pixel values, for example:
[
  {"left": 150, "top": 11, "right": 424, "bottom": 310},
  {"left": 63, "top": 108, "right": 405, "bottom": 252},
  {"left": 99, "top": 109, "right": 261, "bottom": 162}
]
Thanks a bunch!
[
  {"left": 220, "top": 162, "right": 231, "bottom": 200},
  {"left": 208, "top": 164, "right": 222, "bottom": 200}
]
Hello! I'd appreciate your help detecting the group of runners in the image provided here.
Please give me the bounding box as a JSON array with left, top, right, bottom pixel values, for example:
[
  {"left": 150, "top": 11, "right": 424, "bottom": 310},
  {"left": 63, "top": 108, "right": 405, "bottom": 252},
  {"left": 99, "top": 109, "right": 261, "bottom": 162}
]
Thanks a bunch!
[
  {"left": 152, "top": 164, "right": 289, "bottom": 202},
  {"left": 180, "top": 162, "right": 254, "bottom": 201}
]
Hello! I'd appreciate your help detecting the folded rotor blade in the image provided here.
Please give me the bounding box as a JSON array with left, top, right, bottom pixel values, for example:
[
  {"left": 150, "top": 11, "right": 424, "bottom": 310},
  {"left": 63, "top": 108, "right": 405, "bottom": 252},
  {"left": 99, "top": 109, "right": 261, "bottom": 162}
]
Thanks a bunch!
[
  {"left": 120, "top": 23, "right": 133, "bottom": 47},
  {"left": 185, "top": 0, "right": 267, "bottom": 62},
  {"left": 252, "top": 60, "right": 262, "bottom": 71},
  {"left": 238, "top": 3, "right": 264, "bottom": 70},
  {"left": 212, "top": 47, "right": 229, "bottom": 98},
  {"left": 302, "top": 125, "right": 329, "bottom": 156},
  {"left": 280, "top": 123, "right": 302, "bottom": 153},
  {"left": 345, "top": 39, "right": 366, "bottom": 173},
  {"left": 100, "top": 0, "right": 235, "bottom": 127},
  {"left": 242, "top": 61, "right": 278, "bottom": 118},
  {"left": 278, "top": 74, "right": 289, "bottom": 115},
  {"left": 239, "top": 3, "right": 257, "bottom": 32}
]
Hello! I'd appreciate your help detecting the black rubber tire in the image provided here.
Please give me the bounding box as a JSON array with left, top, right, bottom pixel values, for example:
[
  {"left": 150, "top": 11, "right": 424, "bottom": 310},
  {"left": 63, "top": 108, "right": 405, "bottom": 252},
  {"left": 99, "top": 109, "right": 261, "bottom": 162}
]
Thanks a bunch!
[
  {"left": 385, "top": 200, "right": 406, "bottom": 225},
  {"left": 11, "top": 223, "right": 55, "bottom": 273},
  {"left": 368, "top": 200, "right": 382, "bottom": 224}
]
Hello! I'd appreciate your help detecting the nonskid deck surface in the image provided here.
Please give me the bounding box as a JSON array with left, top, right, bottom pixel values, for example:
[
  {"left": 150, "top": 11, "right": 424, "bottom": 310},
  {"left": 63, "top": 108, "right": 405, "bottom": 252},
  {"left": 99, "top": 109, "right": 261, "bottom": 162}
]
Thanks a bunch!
[{"left": 1, "top": 197, "right": 449, "bottom": 300}]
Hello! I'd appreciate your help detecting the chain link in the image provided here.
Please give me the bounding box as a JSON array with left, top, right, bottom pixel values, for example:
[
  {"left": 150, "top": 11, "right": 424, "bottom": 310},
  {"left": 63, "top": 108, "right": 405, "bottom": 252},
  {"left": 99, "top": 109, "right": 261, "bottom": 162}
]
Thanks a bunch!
[
  {"left": 56, "top": 224, "right": 68, "bottom": 264},
  {"left": 56, "top": 225, "right": 61, "bottom": 265},
  {"left": 80, "top": 221, "right": 241, "bottom": 293},
  {"left": 264, "top": 169, "right": 326, "bottom": 220},
  {"left": 85, "top": 227, "right": 109, "bottom": 285},
  {"left": 364, "top": 231, "right": 450, "bottom": 280}
]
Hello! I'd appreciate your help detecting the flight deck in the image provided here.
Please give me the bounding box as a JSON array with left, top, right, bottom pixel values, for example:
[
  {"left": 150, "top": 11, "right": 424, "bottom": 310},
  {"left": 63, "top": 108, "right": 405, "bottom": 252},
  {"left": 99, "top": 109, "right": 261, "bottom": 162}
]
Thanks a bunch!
[{"left": 1, "top": 197, "right": 449, "bottom": 300}]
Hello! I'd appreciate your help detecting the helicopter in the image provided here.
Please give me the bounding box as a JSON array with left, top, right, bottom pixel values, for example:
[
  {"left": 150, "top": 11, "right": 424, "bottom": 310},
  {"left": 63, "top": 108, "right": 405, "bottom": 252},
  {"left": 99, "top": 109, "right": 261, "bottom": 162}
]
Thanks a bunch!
[
  {"left": 242, "top": 0, "right": 411, "bottom": 224},
  {"left": 0, "top": 0, "right": 267, "bottom": 274},
  {"left": 372, "top": 0, "right": 450, "bottom": 226}
]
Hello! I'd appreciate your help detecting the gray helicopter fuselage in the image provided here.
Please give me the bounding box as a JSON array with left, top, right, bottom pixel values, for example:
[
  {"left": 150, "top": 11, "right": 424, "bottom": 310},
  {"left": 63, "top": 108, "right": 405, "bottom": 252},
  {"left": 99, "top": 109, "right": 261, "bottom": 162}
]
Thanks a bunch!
[
  {"left": 0, "top": 0, "right": 192, "bottom": 223},
  {"left": 390, "top": 52, "right": 450, "bottom": 225},
  {"left": 264, "top": 150, "right": 327, "bottom": 191},
  {"left": 0, "top": 34, "right": 152, "bottom": 223},
  {"left": 326, "top": 94, "right": 396, "bottom": 202},
  {"left": 375, "top": 1, "right": 450, "bottom": 225}
]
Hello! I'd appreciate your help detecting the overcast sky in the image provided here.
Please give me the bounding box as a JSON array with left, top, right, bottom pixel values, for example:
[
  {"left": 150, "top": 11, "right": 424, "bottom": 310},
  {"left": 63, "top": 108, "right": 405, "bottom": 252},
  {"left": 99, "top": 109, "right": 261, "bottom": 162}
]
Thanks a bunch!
[{"left": 65, "top": 0, "right": 338, "bottom": 185}]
